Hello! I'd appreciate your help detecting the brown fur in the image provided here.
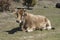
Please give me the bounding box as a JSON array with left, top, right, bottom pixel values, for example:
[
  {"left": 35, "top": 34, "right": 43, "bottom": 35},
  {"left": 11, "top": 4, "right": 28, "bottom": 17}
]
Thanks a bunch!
[{"left": 15, "top": 9, "right": 52, "bottom": 32}]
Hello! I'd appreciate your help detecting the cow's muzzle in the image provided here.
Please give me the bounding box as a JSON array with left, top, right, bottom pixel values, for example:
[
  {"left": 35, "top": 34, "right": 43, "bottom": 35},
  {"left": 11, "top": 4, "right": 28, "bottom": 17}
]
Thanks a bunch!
[{"left": 16, "top": 20, "right": 20, "bottom": 23}]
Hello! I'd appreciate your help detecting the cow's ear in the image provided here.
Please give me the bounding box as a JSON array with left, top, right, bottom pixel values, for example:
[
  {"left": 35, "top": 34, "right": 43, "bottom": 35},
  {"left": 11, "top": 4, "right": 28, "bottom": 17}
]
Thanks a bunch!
[
  {"left": 13, "top": 9, "right": 18, "bottom": 15},
  {"left": 24, "top": 9, "right": 26, "bottom": 12}
]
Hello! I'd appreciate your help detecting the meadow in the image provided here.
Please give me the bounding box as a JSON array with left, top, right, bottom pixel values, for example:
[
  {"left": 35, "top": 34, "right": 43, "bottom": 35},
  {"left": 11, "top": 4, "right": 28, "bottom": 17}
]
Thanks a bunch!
[{"left": 0, "top": 2, "right": 60, "bottom": 40}]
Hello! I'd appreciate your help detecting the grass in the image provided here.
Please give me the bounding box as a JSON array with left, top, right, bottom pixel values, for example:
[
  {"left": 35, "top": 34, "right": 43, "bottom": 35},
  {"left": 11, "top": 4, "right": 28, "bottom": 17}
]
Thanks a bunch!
[{"left": 0, "top": 5, "right": 60, "bottom": 40}]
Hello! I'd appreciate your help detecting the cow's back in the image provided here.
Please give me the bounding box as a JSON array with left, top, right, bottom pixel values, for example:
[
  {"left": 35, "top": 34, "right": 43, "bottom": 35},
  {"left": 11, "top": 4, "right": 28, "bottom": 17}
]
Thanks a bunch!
[{"left": 24, "top": 13, "right": 47, "bottom": 28}]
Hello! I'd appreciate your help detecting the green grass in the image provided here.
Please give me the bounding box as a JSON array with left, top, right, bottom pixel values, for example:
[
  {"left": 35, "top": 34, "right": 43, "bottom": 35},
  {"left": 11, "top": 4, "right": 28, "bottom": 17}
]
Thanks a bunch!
[{"left": 0, "top": 7, "right": 60, "bottom": 40}]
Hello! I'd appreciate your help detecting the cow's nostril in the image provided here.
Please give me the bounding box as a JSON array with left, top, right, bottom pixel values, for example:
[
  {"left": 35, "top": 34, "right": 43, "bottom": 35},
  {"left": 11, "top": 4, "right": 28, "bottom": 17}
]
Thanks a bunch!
[{"left": 16, "top": 20, "right": 19, "bottom": 23}]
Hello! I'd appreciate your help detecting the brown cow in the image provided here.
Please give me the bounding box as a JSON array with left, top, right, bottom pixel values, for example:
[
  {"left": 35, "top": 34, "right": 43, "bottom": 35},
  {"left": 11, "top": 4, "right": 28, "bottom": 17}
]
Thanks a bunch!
[{"left": 14, "top": 8, "right": 54, "bottom": 32}]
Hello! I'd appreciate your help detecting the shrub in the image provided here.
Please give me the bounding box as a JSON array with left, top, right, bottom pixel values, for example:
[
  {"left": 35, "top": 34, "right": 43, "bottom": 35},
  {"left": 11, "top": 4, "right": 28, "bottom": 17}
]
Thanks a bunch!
[
  {"left": 56, "top": 3, "right": 60, "bottom": 8},
  {"left": 31, "top": 0, "right": 36, "bottom": 6}
]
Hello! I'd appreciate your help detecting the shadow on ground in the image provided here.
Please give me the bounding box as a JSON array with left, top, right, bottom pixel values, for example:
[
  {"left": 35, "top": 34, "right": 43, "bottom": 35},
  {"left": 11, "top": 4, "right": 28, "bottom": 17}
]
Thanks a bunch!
[
  {"left": 5, "top": 22, "right": 23, "bottom": 34},
  {"left": 5, "top": 27, "right": 22, "bottom": 34}
]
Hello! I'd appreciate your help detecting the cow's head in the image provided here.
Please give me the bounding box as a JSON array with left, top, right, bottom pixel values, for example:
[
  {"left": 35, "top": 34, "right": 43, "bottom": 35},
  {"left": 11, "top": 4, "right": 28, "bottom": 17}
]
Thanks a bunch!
[{"left": 14, "top": 8, "right": 27, "bottom": 23}]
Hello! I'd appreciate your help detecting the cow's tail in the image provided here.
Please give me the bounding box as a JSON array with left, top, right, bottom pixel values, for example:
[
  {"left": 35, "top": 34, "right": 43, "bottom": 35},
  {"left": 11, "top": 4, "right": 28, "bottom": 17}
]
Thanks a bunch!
[{"left": 45, "top": 18, "right": 55, "bottom": 30}]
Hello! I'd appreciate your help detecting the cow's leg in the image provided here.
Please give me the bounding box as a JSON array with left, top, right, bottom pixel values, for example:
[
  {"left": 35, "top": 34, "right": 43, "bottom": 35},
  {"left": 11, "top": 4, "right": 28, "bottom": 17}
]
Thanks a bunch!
[
  {"left": 43, "top": 27, "right": 47, "bottom": 30},
  {"left": 40, "top": 23, "right": 47, "bottom": 30},
  {"left": 46, "top": 19, "right": 52, "bottom": 30},
  {"left": 21, "top": 26, "right": 26, "bottom": 32},
  {"left": 26, "top": 27, "right": 33, "bottom": 32},
  {"left": 19, "top": 20, "right": 26, "bottom": 32},
  {"left": 46, "top": 26, "right": 52, "bottom": 30},
  {"left": 26, "top": 25, "right": 35, "bottom": 32},
  {"left": 46, "top": 23, "right": 54, "bottom": 30}
]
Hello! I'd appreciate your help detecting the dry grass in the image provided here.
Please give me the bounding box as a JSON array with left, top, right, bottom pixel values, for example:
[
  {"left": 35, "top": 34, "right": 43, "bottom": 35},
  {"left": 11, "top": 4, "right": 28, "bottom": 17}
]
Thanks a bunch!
[{"left": 0, "top": 1, "right": 60, "bottom": 40}]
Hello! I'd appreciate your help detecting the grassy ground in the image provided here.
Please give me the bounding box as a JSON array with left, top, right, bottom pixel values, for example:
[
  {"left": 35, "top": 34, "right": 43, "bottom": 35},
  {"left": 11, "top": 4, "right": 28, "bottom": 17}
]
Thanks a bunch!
[{"left": 0, "top": 2, "right": 60, "bottom": 40}]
